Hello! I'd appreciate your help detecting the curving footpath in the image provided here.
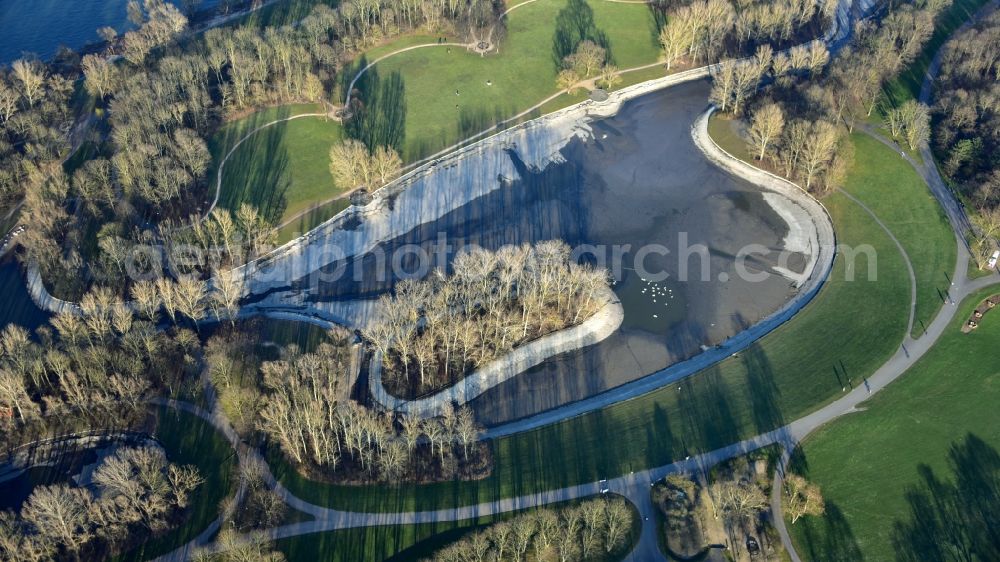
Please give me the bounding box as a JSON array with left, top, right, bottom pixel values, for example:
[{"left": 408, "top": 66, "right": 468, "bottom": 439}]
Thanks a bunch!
[
  {"left": 47, "top": 2, "right": 1000, "bottom": 559},
  {"left": 770, "top": 2, "right": 1000, "bottom": 558}
]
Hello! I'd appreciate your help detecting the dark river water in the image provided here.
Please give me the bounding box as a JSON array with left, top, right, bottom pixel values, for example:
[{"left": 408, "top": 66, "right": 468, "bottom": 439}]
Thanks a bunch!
[
  {"left": 304, "top": 79, "right": 807, "bottom": 423},
  {"left": 0, "top": 0, "right": 220, "bottom": 64}
]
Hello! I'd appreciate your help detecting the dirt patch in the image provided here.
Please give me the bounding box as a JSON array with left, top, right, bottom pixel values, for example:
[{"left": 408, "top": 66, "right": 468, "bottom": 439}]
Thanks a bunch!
[{"left": 962, "top": 294, "right": 999, "bottom": 333}]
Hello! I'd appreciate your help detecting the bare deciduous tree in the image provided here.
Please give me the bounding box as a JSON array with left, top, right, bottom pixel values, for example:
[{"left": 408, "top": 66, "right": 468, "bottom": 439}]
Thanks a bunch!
[{"left": 748, "top": 102, "right": 785, "bottom": 161}]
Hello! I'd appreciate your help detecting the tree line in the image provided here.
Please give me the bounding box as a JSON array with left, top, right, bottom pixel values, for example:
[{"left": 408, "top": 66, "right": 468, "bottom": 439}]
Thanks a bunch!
[
  {"left": 0, "top": 310, "right": 196, "bottom": 436},
  {"left": 204, "top": 328, "right": 488, "bottom": 484},
  {"left": 930, "top": 10, "right": 1000, "bottom": 267},
  {"left": 427, "top": 496, "right": 635, "bottom": 562},
  {"left": 362, "top": 241, "right": 612, "bottom": 399},
  {"left": 713, "top": 0, "right": 953, "bottom": 193},
  {"left": 657, "top": 0, "right": 837, "bottom": 71},
  {"left": 0, "top": 446, "right": 202, "bottom": 562}
]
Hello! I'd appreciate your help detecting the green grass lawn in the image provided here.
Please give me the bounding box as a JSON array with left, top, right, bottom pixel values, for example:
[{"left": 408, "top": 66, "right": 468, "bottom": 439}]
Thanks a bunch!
[
  {"left": 275, "top": 518, "right": 502, "bottom": 562},
  {"left": 788, "top": 287, "right": 1000, "bottom": 561},
  {"left": 373, "top": 0, "right": 661, "bottom": 161},
  {"left": 208, "top": 104, "right": 346, "bottom": 226},
  {"left": 268, "top": 130, "right": 915, "bottom": 512},
  {"left": 840, "top": 133, "right": 956, "bottom": 338},
  {"left": 114, "top": 405, "right": 238, "bottom": 561},
  {"left": 258, "top": 318, "right": 332, "bottom": 351},
  {"left": 274, "top": 495, "right": 640, "bottom": 561}
]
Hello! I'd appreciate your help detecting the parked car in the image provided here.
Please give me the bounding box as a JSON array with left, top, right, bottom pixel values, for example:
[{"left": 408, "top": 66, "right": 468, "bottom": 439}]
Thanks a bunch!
[{"left": 988, "top": 250, "right": 999, "bottom": 270}]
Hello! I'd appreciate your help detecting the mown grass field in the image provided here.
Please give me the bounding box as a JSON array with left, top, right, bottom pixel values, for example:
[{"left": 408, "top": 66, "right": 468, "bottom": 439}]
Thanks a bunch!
[
  {"left": 269, "top": 131, "right": 915, "bottom": 513},
  {"left": 789, "top": 287, "right": 1000, "bottom": 561},
  {"left": 360, "top": 0, "right": 662, "bottom": 161},
  {"left": 839, "top": 133, "right": 956, "bottom": 337},
  {"left": 207, "top": 104, "right": 346, "bottom": 227}
]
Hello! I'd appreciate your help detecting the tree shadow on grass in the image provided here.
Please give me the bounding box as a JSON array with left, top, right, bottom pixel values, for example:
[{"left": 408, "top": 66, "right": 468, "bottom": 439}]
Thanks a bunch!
[
  {"left": 552, "top": 0, "right": 612, "bottom": 67},
  {"left": 796, "top": 501, "right": 865, "bottom": 562},
  {"left": 891, "top": 433, "right": 1000, "bottom": 562},
  {"left": 736, "top": 331, "right": 786, "bottom": 438},
  {"left": 456, "top": 105, "right": 516, "bottom": 143},
  {"left": 216, "top": 108, "right": 292, "bottom": 225},
  {"left": 678, "top": 368, "right": 741, "bottom": 454}
]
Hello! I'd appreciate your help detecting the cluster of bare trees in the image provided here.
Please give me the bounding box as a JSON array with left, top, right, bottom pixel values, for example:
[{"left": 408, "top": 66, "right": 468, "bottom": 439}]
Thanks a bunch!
[
  {"left": 227, "top": 457, "right": 287, "bottom": 532},
  {"left": 0, "top": 309, "right": 195, "bottom": 433},
  {"left": 832, "top": 0, "right": 952, "bottom": 121},
  {"left": 328, "top": 139, "right": 402, "bottom": 190},
  {"left": 659, "top": 0, "right": 831, "bottom": 71},
  {"left": 711, "top": 0, "right": 955, "bottom": 194},
  {"left": 0, "top": 59, "right": 73, "bottom": 207},
  {"left": 747, "top": 103, "right": 844, "bottom": 191},
  {"left": 709, "top": 479, "right": 769, "bottom": 523},
  {"left": 154, "top": 203, "right": 275, "bottom": 272},
  {"left": 203, "top": 330, "right": 487, "bottom": 483},
  {"left": 429, "top": 497, "right": 634, "bottom": 562},
  {"left": 781, "top": 474, "right": 826, "bottom": 524},
  {"left": 363, "top": 241, "right": 611, "bottom": 397},
  {"left": 556, "top": 40, "right": 621, "bottom": 93},
  {"left": 735, "top": 0, "right": 835, "bottom": 47},
  {"left": 711, "top": 41, "right": 829, "bottom": 115},
  {"left": 194, "top": 529, "right": 286, "bottom": 562},
  {"left": 128, "top": 270, "right": 247, "bottom": 328},
  {"left": 121, "top": 0, "right": 190, "bottom": 67},
  {"left": 931, "top": 11, "right": 1000, "bottom": 223},
  {"left": 884, "top": 99, "right": 931, "bottom": 150},
  {"left": 256, "top": 342, "right": 483, "bottom": 481},
  {"left": 327, "top": 0, "right": 501, "bottom": 54},
  {"left": 0, "top": 446, "right": 202, "bottom": 562}
]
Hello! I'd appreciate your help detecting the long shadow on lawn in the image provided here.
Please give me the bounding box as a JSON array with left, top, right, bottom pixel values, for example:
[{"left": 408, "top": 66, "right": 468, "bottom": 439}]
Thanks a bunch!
[
  {"left": 552, "top": 0, "right": 612, "bottom": 66},
  {"left": 216, "top": 108, "right": 292, "bottom": 225},
  {"left": 736, "top": 329, "right": 787, "bottom": 437},
  {"left": 891, "top": 433, "right": 1000, "bottom": 562},
  {"left": 796, "top": 502, "right": 865, "bottom": 562}
]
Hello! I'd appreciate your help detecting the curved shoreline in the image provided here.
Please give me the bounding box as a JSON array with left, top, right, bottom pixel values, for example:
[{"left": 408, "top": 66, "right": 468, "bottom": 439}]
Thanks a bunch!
[
  {"left": 368, "top": 286, "right": 625, "bottom": 418},
  {"left": 477, "top": 107, "right": 837, "bottom": 437},
  {"left": 235, "top": 65, "right": 717, "bottom": 297}
]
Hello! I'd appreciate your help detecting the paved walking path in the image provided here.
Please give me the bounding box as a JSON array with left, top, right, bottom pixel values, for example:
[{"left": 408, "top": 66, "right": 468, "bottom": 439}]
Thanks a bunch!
[
  {"left": 121, "top": 3, "right": 1000, "bottom": 559},
  {"left": 156, "top": 107, "right": 999, "bottom": 561}
]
